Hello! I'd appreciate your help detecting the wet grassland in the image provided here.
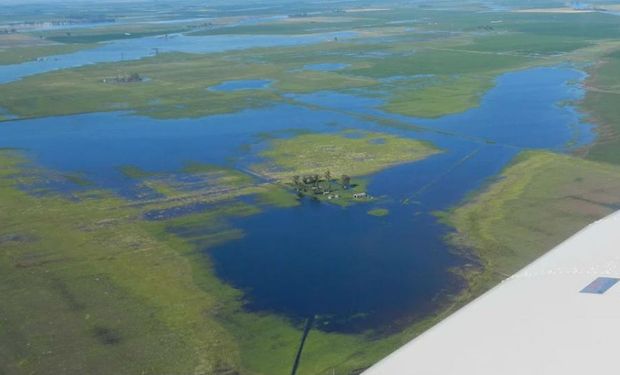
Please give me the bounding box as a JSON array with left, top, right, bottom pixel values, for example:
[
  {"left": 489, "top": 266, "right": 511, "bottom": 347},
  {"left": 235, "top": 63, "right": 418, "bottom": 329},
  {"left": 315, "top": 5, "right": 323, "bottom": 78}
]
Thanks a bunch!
[
  {"left": 0, "top": 125, "right": 442, "bottom": 375},
  {"left": 2, "top": 5, "right": 620, "bottom": 375},
  {"left": 4, "top": 9, "right": 620, "bottom": 122},
  {"left": 444, "top": 151, "right": 620, "bottom": 301}
]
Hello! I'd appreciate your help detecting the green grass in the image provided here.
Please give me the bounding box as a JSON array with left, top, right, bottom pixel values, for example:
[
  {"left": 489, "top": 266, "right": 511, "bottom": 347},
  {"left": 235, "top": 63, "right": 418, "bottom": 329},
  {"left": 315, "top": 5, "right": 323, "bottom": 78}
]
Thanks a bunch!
[
  {"left": 0, "top": 53, "right": 277, "bottom": 119},
  {"left": 582, "top": 50, "right": 620, "bottom": 165},
  {"left": 458, "top": 33, "right": 592, "bottom": 55},
  {"left": 4, "top": 8, "right": 620, "bottom": 373},
  {"left": 37, "top": 23, "right": 193, "bottom": 44},
  {"left": 0, "top": 152, "right": 240, "bottom": 374},
  {"left": 350, "top": 47, "right": 531, "bottom": 78},
  {"left": 506, "top": 11, "right": 620, "bottom": 39},
  {"left": 385, "top": 74, "right": 496, "bottom": 118},
  {"left": 349, "top": 42, "right": 538, "bottom": 118},
  {"left": 249, "top": 131, "right": 439, "bottom": 207},
  {"left": 367, "top": 208, "right": 389, "bottom": 217},
  {"left": 446, "top": 151, "right": 620, "bottom": 294},
  {"left": 253, "top": 130, "right": 441, "bottom": 180},
  {"left": 0, "top": 43, "right": 95, "bottom": 65},
  {"left": 1, "top": 10, "right": 613, "bottom": 121},
  {"left": 190, "top": 16, "right": 363, "bottom": 36},
  {"left": 255, "top": 186, "right": 301, "bottom": 208},
  {"left": 0, "top": 49, "right": 376, "bottom": 120}
]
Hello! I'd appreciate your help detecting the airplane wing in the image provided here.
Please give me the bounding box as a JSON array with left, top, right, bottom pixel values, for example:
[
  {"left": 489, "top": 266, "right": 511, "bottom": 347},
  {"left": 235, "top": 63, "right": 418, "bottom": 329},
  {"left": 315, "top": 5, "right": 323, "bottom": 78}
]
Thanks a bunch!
[{"left": 363, "top": 211, "right": 620, "bottom": 375}]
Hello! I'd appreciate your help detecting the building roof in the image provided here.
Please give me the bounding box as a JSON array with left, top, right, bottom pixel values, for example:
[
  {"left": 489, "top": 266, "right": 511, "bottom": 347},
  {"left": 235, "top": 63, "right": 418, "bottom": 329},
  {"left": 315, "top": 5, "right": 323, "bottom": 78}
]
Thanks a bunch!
[{"left": 364, "top": 211, "right": 620, "bottom": 375}]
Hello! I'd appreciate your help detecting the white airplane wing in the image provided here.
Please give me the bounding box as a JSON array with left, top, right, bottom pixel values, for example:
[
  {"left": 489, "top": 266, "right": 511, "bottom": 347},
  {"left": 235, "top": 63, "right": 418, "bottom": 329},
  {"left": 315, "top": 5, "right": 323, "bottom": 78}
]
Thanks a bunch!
[{"left": 364, "top": 211, "right": 620, "bottom": 375}]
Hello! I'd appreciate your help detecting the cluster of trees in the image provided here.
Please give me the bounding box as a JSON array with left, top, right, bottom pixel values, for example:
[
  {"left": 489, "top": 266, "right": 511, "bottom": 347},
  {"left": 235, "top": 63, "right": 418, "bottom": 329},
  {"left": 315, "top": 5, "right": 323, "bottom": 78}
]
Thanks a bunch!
[
  {"left": 103, "top": 73, "right": 143, "bottom": 84},
  {"left": 291, "top": 170, "right": 351, "bottom": 194}
]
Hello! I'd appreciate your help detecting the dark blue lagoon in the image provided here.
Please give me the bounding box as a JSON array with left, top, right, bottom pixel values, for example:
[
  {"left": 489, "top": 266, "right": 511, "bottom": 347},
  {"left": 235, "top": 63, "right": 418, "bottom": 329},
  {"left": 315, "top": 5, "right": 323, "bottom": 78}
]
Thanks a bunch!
[{"left": 0, "top": 66, "right": 595, "bottom": 333}]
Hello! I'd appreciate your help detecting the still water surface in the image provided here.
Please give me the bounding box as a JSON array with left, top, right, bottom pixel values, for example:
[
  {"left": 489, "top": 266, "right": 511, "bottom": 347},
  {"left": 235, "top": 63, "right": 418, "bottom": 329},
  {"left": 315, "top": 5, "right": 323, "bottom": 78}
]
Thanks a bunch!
[{"left": 0, "top": 66, "right": 594, "bottom": 332}]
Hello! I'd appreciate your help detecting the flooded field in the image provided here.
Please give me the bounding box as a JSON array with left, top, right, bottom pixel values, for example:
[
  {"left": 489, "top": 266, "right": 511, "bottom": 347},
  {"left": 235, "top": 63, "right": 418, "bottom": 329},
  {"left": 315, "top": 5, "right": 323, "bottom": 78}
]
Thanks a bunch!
[
  {"left": 2, "top": 2, "right": 616, "bottom": 374},
  {"left": 0, "top": 66, "right": 594, "bottom": 333}
]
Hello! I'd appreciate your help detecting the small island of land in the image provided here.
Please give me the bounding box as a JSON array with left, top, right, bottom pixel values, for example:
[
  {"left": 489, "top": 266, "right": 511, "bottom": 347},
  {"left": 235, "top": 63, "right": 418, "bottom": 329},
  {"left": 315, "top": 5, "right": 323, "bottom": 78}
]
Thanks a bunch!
[
  {"left": 368, "top": 208, "right": 390, "bottom": 217},
  {"left": 252, "top": 130, "right": 441, "bottom": 204}
]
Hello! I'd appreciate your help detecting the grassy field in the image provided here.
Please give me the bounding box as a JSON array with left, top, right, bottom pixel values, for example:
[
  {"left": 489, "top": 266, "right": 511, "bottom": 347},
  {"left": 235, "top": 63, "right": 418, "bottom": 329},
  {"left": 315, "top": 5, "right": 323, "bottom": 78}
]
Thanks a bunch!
[
  {"left": 0, "top": 41, "right": 95, "bottom": 65},
  {"left": 250, "top": 130, "right": 440, "bottom": 206},
  {"left": 0, "top": 152, "right": 244, "bottom": 375},
  {"left": 454, "top": 33, "right": 593, "bottom": 55},
  {"left": 190, "top": 16, "right": 365, "bottom": 36},
  {"left": 0, "top": 49, "right": 377, "bottom": 120},
  {"left": 445, "top": 151, "right": 620, "bottom": 296},
  {"left": 582, "top": 49, "right": 620, "bottom": 165},
  {"left": 254, "top": 130, "right": 440, "bottom": 179},
  {"left": 0, "top": 151, "right": 324, "bottom": 375},
  {"left": 34, "top": 22, "right": 200, "bottom": 44},
  {"left": 384, "top": 73, "right": 498, "bottom": 118}
]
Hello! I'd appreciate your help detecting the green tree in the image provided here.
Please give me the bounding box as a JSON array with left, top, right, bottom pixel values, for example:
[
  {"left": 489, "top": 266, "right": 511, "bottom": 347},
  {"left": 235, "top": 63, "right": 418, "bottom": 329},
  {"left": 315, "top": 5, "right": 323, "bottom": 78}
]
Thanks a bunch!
[
  {"left": 324, "top": 170, "right": 332, "bottom": 191},
  {"left": 341, "top": 175, "right": 351, "bottom": 190}
]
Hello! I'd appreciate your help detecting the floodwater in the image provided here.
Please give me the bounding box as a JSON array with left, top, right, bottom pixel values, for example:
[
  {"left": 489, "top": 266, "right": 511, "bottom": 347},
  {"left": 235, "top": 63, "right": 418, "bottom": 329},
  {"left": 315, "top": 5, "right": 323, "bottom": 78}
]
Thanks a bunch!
[
  {"left": 0, "top": 31, "right": 357, "bottom": 84},
  {"left": 209, "top": 67, "right": 594, "bottom": 332},
  {"left": 209, "top": 79, "right": 273, "bottom": 91},
  {"left": 303, "top": 63, "right": 350, "bottom": 71},
  {"left": 0, "top": 66, "right": 594, "bottom": 332}
]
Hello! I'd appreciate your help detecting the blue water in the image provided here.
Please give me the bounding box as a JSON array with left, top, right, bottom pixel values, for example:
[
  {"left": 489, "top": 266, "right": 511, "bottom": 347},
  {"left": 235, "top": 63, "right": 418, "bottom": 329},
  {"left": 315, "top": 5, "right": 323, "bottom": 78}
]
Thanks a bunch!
[
  {"left": 209, "top": 79, "right": 273, "bottom": 92},
  {"left": 303, "top": 63, "right": 350, "bottom": 72},
  {"left": 290, "top": 67, "right": 596, "bottom": 150},
  {"left": 208, "top": 67, "right": 595, "bottom": 332},
  {"left": 0, "top": 31, "right": 357, "bottom": 84},
  {"left": 0, "top": 66, "right": 595, "bottom": 332},
  {"left": 0, "top": 105, "right": 375, "bottom": 191}
]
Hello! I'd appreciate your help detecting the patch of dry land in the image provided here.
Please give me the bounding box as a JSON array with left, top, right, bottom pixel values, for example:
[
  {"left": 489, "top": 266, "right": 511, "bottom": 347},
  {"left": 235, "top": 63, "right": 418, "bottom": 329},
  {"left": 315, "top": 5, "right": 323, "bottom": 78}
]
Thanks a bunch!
[{"left": 253, "top": 130, "right": 440, "bottom": 180}]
